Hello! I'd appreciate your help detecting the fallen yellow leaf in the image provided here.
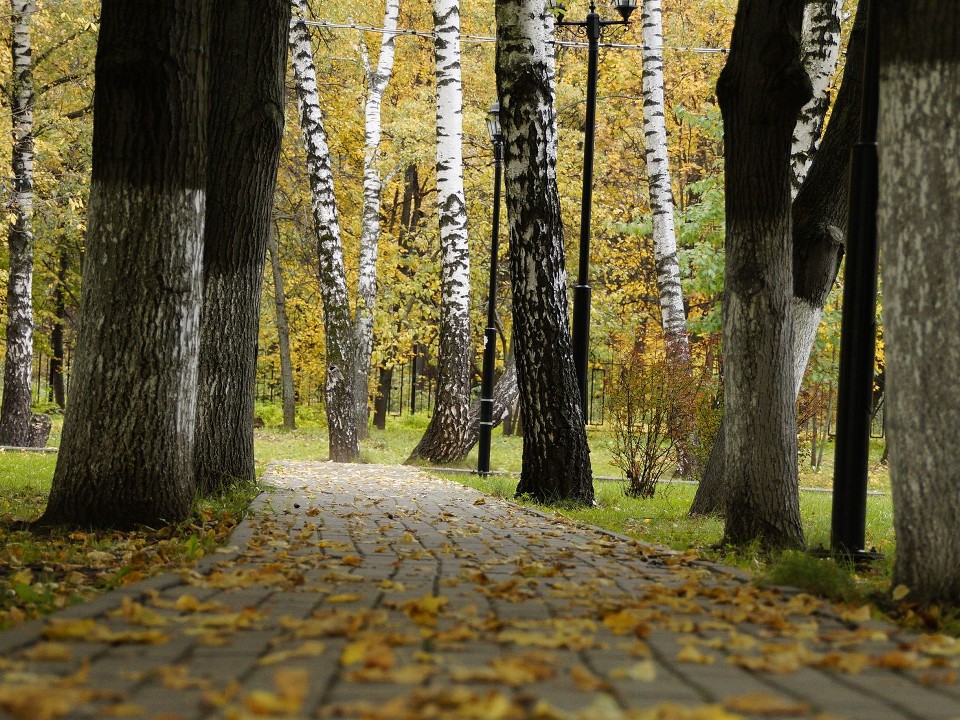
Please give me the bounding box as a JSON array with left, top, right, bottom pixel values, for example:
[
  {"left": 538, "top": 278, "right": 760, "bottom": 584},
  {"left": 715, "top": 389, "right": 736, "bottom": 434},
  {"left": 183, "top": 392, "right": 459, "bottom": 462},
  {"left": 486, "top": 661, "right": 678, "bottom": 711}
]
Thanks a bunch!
[
  {"left": 258, "top": 641, "right": 327, "bottom": 666},
  {"left": 676, "top": 644, "right": 715, "bottom": 665},
  {"left": 723, "top": 692, "right": 810, "bottom": 716},
  {"left": 570, "top": 664, "right": 610, "bottom": 691},
  {"left": 892, "top": 584, "right": 910, "bottom": 601}
]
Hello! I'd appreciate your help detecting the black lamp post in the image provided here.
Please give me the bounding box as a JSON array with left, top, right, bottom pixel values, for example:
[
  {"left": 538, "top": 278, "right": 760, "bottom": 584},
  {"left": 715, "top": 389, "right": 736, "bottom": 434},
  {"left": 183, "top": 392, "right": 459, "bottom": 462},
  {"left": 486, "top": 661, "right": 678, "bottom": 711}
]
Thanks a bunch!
[
  {"left": 551, "top": 0, "right": 637, "bottom": 416},
  {"left": 478, "top": 101, "right": 503, "bottom": 475},
  {"left": 830, "top": 0, "right": 880, "bottom": 559}
]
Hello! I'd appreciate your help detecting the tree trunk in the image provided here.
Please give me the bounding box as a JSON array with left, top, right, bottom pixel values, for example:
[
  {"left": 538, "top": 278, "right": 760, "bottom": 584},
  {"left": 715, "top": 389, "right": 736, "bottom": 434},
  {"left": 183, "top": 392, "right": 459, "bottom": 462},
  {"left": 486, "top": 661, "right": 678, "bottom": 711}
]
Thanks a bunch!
[
  {"left": 49, "top": 249, "right": 68, "bottom": 409},
  {"left": 289, "top": 0, "right": 359, "bottom": 463},
  {"left": 715, "top": 0, "right": 809, "bottom": 549},
  {"left": 372, "top": 365, "right": 392, "bottom": 430},
  {"left": 41, "top": 0, "right": 209, "bottom": 528},
  {"left": 0, "top": 0, "right": 37, "bottom": 447},
  {"left": 354, "top": 0, "right": 400, "bottom": 440},
  {"left": 406, "top": 0, "right": 472, "bottom": 464},
  {"left": 691, "top": 3, "right": 867, "bottom": 516},
  {"left": 881, "top": 0, "right": 960, "bottom": 605},
  {"left": 496, "top": 0, "right": 593, "bottom": 504},
  {"left": 640, "top": 0, "right": 698, "bottom": 476},
  {"left": 267, "top": 226, "right": 297, "bottom": 431},
  {"left": 790, "top": 0, "right": 841, "bottom": 196},
  {"left": 194, "top": 0, "right": 289, "bottom": 495},
  {"left": 457, "top": 352, "right": 519, "bottom": 456}
]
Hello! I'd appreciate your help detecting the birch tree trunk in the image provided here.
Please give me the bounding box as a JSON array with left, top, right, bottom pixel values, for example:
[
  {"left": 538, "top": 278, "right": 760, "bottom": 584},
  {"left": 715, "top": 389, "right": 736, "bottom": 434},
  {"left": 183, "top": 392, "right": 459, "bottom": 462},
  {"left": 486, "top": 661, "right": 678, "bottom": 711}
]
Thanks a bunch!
[
  {"left": 640, "top": 0, "right": 689, "bottom": 360},
  {"left": 267, "top": 227, "right": 297, "bottom": 431},
  {"left": 194, "top": 0, "right": 289, "bottom": 495},
  {"left": 0, "top": 0, "right": 37, "bottom": 447},
  {"left": 880, "top": 1, "right": 960, "bottom": 605},
  {"left": 639, "top": 0, "right": 699, "bottom": 477},
  {"left": 790, "top": 0, "right": 841, "bottom": 197},
  {"left": 354, "top": 0, "right": 400, "bottom": 440},
  {"left": 715, "top": 0, "right": 809, "bottom": 549},
  {"left": 497, "top": 0, "right": 593, "bottom": 504},
  {"left": 290, "top": 0, "right": 359, "bottom": 462},
  {"left": 41, "top": 0, "right": 209, "bottom": 528},
  {"left": 691, "top": 3, "right": 867, "bottom": 516},
  {"left": 407, "top": 0, "right": 472, "bottom": 463}
]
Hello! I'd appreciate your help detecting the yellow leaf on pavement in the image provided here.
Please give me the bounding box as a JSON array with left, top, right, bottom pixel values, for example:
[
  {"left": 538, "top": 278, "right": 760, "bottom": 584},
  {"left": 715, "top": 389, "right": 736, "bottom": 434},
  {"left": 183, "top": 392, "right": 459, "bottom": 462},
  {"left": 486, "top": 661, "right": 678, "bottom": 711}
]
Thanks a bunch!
[
  {"left": 723, "top": 692, "right": 810, "bottom": 715},
  {"left": 610, "top": 660, "right": 657, "bottom": 682},
  {"left": 570, "top": 664, "right": 610, "bottom": 692},
  {"left": 402, "top": 595, "right": 447, "bottom": 627},
  {"left": 258, "top": 641, "right": 327, "bottom": 666}
]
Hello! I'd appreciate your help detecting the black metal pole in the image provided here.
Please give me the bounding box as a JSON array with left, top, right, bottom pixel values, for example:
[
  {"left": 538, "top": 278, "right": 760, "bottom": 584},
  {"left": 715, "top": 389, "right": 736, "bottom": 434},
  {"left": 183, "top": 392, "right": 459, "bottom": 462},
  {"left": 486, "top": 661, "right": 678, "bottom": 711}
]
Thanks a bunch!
[
  {"left": 571, "top": 8, "right": 601, "bottom": 416},
  {"left": 831, "top": 0, "right": 880, "bottom": 558},
  {"left": 478, "top": 140, "right": 503, "bottom": 475}
]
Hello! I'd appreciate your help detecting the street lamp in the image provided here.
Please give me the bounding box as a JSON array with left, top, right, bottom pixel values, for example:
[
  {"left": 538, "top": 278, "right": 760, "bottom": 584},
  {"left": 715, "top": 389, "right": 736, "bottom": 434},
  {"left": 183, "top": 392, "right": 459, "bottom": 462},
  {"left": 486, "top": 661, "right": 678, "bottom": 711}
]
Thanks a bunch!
[
  {"left": 550, "top": 0, "right": 637, "bottom": 416},
  {"left": 478, "top": 101, "right": 503, "bottom": 475},
  {"left": 830, "top": 0, "right": 880, "bottom": 561}
]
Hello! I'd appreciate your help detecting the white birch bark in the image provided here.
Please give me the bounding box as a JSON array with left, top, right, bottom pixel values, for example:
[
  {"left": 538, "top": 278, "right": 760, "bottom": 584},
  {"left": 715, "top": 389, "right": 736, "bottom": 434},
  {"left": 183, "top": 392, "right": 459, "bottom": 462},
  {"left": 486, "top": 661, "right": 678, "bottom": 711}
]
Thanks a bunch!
[
  {"left": 354, "top": 0, "right": 400, "bottom": 438},
  {"left": 880, "top": 5, "right": 960, "bottom": 603},
  {"left": 790, "top": 0, "right": 841, "bottom": 197},
  {"left": 640, "top": 0, "right": 690, "bottom": 359},
  {"left": 407, "top": 0, "right": 472, "bottom": 462},
  {"left": 0, "top": 0, "right": 37, "bottom": 446},
  {"left": 290, "top": 0, "right": 359, "bottom": 462}
]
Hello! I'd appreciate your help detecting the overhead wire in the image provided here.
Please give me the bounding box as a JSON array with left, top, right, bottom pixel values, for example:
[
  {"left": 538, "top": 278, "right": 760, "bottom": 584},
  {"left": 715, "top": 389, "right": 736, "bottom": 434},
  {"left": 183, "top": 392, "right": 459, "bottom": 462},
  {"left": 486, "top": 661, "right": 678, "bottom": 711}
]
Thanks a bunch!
[{"left": 301, "top": 17, "right": 729, "bottom": 54}]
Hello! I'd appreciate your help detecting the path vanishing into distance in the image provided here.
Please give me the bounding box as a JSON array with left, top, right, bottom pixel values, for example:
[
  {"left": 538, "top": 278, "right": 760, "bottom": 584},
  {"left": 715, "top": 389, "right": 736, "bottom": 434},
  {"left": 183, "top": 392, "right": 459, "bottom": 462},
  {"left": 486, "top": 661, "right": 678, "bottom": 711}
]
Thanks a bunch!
[{"left": 1, "top": 462, "right": 960, "bottom": 719}]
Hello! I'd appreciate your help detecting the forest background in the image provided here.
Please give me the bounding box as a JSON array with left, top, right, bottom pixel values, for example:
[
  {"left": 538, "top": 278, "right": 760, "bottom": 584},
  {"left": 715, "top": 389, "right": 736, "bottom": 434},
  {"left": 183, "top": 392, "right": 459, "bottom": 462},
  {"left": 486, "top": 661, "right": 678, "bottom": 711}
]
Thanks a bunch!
[{"left": 0, "top": 0, "right": 868, "bottom": 478}]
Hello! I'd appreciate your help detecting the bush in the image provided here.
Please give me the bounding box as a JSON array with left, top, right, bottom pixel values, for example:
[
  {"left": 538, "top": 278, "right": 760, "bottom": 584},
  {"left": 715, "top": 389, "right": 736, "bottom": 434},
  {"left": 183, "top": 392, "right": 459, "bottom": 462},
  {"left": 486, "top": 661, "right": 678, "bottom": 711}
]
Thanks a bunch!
[{"left": 608, "top": 347, "right": 720, "bottom": 498}]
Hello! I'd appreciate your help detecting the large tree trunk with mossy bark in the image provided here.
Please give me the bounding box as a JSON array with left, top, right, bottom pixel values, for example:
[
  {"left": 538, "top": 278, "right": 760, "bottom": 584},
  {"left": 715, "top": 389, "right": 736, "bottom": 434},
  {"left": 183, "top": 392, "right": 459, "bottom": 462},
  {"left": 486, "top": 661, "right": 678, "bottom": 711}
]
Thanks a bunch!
[
  {"left": 193, "top": 0, "right": 289, "bottom": 495},
  {"left": 690, "top": 2, "right": 867, "bottom": 517},
  {"left": 41, "top": 0, "right": 209, "bottom": 528},
  {"left": 497, "top": 0, "right": 593, "bottom": 504},
  {"left": 881, "top": 0, "right": 960, "bottom": 606},
  {"left": 715, "top": 0, "right": 809, "bottom": 549}
]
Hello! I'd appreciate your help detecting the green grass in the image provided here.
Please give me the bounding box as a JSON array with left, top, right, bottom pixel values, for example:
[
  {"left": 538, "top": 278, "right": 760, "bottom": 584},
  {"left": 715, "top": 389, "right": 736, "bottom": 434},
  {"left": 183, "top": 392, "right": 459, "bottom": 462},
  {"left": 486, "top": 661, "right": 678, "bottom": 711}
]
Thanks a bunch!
[{"left": 0, "top": 406, "right": 907, "bottom": 628}]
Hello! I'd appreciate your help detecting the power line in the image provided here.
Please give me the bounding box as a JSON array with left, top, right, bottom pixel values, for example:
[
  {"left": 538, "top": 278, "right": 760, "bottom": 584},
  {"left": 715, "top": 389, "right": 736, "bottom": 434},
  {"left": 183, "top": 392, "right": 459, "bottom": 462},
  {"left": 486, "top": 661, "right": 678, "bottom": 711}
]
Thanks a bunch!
[{"left": 301, "top": 18, "right": 729, "bottom": 54}]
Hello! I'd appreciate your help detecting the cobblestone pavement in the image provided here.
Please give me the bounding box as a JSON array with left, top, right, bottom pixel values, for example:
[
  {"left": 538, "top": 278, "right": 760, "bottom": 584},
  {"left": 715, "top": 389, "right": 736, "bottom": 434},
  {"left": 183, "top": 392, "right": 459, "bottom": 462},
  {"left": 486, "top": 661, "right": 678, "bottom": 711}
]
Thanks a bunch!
[{"left": 2, "top": 461, "right": 960, "bottom": 720}]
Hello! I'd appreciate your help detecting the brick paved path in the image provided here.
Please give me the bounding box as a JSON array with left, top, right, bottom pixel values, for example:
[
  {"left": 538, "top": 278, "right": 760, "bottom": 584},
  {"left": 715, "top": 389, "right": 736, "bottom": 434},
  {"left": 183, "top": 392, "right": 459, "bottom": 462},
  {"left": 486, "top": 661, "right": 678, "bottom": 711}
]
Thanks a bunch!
[{"left": 2, "top": 461, "right": 960, "bottom": 719}]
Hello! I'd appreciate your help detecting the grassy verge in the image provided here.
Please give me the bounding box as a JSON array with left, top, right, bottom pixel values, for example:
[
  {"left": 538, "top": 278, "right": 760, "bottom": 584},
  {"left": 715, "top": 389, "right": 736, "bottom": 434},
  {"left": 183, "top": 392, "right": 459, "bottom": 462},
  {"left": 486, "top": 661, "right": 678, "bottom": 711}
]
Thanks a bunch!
[
  {"left": 1, "top": 408, "right": 921, "bottom": 633},
  {"left": 0, "top": 446, "right": 260, "bottom": 629}
]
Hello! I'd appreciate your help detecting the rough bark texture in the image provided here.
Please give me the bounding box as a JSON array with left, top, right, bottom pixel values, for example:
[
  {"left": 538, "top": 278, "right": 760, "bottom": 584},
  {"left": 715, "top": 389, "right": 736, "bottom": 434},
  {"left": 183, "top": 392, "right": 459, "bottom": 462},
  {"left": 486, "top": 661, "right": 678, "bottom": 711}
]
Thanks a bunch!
[
  {"left": 194, "top": 0, "right": 288, "bottom": 495},
  {"left": 407, "top": 0, "right": 472, "bottom": 464},
  {"left": 0, "top": 0, "right": 37, "bottom": 447},
  {"left": 715, "top": 0, "right": 809, "bottom": 549},
  {"left": 790, "top": 0, "right": 841, "bottom": 196},
  {"left": 880, "top": 2, "right": 960, "bottom": 604},
  {"left": 290, "top": 0, "right": 360, "bottom": 462},
  {"left": 41, "top": 0, "right": 209, "bottom": 528},
  {"left": 459, "top": 353, "right": 519, "bottom": 456},
  {"left": 497, "top": 0, "right": 593, "bottom": 504},
  {"left": 268, "top": 227, "right": 297, "bottom": 430},
  {"left": 691, "top": 3, "right": 867, "bottom": 517},
  {"left": 354, "top": 0, "right": 400, "bottom": 440}
]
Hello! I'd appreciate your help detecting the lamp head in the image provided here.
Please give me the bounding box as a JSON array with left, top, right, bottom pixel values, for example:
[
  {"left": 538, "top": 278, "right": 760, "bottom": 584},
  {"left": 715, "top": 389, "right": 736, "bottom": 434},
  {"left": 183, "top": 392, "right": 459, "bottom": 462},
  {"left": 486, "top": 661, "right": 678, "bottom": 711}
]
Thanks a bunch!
[
  {"left": 613, "top": 0, "right": 637, "bottom": 22},
  {"left": 486, "top": 101, "right": 502, "bottom": 144}
]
